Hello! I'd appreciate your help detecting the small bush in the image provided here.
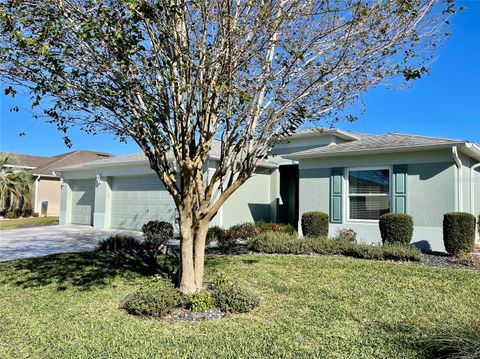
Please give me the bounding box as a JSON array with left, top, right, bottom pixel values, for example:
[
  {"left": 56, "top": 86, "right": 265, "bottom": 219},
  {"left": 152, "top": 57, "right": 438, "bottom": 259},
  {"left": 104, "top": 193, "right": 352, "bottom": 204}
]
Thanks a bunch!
[
  {"left": 4, "top": 211, "right": 18, "bottom": 219},
  {"left": 185, "top": 290, "right": 213, "bottom": 312},
  {"left": 251, "top": 232, "right": 421, "bottom": 262},
  {"left": 227, "top": 222, "right": 257, "bottom": 240},
  {"left": 122, "top": 277, "right": 181, "bottom": 317},
  {"left": 301, "top": 212, "right": 328, "bottom": 237},
  {"left": 212, "top": 273, "right": 260, "bottom": 313},
  {"left": 32, "top": 212, "right": 39, "bottom": 217},
  {"left": 443, "top": 212, "right": 476, "bottom": 255},
  {"left": 206, "top": 226, "right": 228, "bottom": 247},
  {"left": 379, "top": 213, "right": 414, "bottom": 245},
  {"left": 333, "top": 228, "right": 357, "bottom": 243},
  {"left": 96, "top": 235, "right": 143, "bottom": 253},
  {"left": 21, "top": 208, "right": 33, "bottom": 217},
  {"left": 255, "top": 221, "right": 297, "bottom": 235},
  {"left": 456, "top": 251, "right": 480, "bottom": 268},
  {"left": 142, "top": 221, "right": 173, "bottom": 256},
  {"left": 421, "top": 322, "right": 480, "bottom": 359}
]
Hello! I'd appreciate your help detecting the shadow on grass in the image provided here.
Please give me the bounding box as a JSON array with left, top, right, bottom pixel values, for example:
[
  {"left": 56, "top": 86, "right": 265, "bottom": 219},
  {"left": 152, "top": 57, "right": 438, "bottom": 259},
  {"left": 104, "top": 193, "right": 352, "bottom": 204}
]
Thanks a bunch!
[{"left": 0, "top": 251, "right": 165, "bottom": 290}]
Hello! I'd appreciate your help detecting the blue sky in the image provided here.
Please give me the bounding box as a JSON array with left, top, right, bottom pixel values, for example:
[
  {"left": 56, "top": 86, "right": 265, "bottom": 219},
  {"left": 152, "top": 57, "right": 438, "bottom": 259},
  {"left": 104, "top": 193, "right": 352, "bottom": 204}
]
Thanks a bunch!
[{"left": 0, "top": 1, "right": 479, "bottom": 157}]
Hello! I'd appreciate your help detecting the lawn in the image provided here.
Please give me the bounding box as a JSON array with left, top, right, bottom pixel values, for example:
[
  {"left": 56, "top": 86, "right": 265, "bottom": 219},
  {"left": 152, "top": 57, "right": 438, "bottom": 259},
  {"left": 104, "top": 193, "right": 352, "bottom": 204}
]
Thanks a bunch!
[
  {"left": 0, "top": 252, "right": 478, "bottom": 359},
  {"left": 0, "top": 216, "right": 59, "bottom": 230}
]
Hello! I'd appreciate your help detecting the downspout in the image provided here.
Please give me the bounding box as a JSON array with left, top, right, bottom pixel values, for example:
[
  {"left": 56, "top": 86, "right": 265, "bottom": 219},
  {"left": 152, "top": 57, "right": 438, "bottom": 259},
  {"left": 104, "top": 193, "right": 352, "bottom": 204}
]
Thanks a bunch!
[
  {"left": 34, "top": 176, "right": 40, "bottom": 213},
  {"left": 472, "top": 162, "right": 480, "bottom": 242},
  {"left": 452, "top": 146, "right": 463, "bottom": 212}
]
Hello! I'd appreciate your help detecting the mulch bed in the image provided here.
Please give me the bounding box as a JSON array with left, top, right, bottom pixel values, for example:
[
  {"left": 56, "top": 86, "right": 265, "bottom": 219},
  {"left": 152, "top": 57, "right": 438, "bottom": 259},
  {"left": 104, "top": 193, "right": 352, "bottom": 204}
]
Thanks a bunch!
[
  {"left": 163, "top": 308, "right": 226, "bottom": 322},
  {"left": 419, "top": 252, "right": 480, "bottom": 270}
]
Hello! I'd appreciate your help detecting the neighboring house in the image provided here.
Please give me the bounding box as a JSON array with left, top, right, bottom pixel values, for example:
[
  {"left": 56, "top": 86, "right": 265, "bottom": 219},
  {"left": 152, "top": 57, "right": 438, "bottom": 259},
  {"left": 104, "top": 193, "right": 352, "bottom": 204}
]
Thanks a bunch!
[
  {"left": 4, "top": 151, "right": 112, "bottom": 216},
  {"left": 56, "top": 129, "right": 480, "bottom": 252}
]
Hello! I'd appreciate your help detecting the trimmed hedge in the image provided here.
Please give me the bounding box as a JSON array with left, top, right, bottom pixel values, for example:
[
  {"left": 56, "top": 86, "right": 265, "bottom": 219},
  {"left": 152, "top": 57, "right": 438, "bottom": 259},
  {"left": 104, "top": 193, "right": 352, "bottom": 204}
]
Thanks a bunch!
[
  {"left": 250, "top": 232, "right": 421, "bottom": 261},
  {"left": 379, "top": 213, "right": 414, "bottom": 245},
  {"left": 301, "top": 212, "right": 328, "bottom": 237},
  {"left": 443, "top": 212, "right": 476, "bottom": 255},
  {"left": 122, "top": 277, "right": 181, "bottom": 317}
]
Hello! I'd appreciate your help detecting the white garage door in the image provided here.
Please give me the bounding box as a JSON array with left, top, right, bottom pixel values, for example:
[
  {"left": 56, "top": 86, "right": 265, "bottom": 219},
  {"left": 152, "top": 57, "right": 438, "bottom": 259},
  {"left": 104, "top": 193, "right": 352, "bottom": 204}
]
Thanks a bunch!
[
  {"left": 110, "top": 175, "right": 176, "bottom": 230},
  {"left": 71, "top": 179, "right": 95, "bottom": 225}
]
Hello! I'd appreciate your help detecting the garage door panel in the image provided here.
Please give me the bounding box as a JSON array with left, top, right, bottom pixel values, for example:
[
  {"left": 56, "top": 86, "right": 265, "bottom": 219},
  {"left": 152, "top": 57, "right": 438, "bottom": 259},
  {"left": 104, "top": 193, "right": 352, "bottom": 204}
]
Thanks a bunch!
[
  {"left": 71, "top": 179, "right": 95, "bottom": 226},
  {"left": 110, "top": 175, "right": 176, "bottom": 230}
]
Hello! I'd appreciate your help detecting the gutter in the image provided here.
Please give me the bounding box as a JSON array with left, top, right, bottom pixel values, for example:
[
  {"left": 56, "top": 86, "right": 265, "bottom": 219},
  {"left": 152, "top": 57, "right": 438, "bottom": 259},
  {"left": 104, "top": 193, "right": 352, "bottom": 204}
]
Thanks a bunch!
[{"left": 285, "top": 142, "right": 466, "bottom": 160}]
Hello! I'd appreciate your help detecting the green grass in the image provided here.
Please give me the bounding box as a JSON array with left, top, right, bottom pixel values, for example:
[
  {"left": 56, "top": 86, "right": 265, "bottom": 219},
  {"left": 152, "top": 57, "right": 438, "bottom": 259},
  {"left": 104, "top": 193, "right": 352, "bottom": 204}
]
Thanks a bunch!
[
  {"left": 0, "top": 252, "right": 479, "bottom": 358},
  {"left": 0, "top": 216, "right": 59, "bottom": 230}
]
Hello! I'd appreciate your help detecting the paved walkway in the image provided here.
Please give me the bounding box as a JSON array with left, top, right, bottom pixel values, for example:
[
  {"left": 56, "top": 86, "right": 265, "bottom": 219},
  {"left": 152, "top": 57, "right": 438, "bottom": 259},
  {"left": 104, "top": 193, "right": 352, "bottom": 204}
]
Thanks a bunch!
[{"left": 0, "top": 225, "right": 142, "bottom": 262}]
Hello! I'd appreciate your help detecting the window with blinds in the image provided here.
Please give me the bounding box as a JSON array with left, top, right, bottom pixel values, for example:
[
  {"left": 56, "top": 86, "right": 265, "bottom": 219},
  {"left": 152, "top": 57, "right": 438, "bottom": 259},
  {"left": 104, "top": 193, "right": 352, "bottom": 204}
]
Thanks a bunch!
[{"left": 348, "top": 169, "right": 390, "bottom": 220}]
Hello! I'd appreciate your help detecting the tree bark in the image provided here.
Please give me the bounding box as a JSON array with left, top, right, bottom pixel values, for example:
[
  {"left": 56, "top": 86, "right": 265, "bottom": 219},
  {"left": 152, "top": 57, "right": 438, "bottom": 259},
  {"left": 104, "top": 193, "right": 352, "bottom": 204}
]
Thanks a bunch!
[
  {"left": 178, "top": 212, "right": 196, "bottom": 294},
  {"left": 193, "top": 220, "right": 209, "bottom": 289}
]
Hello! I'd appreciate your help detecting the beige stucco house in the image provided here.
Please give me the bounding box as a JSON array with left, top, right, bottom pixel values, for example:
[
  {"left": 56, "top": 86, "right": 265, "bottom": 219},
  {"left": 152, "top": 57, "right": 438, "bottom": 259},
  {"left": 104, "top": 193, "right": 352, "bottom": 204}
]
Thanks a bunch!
[{"left": 4, "top": 151, "right": 112, "bottom": 216}]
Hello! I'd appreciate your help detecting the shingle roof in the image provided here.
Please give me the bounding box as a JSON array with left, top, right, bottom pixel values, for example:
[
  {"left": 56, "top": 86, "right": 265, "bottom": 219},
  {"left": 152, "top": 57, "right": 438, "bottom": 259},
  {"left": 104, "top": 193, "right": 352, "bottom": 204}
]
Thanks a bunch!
[
  {"left": 33, "top": 150, "right": 113, "bottom": 176},
  {"left": 2, "top": 150, "right": 112, "bottom": 176},
  {"left": 4, "top": 153, "right": 50, "bottom": 168},
  {"left": 285, "top": 132, "right": 467, "bottom": 159},
  {"left": 57, "top": 140, "right": 278, "bottom": 171}
]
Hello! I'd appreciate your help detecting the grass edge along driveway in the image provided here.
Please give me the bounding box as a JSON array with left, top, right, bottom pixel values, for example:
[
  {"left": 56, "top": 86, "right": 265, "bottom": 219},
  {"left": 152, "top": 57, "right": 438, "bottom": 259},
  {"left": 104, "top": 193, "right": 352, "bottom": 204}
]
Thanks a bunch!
[{"left": 0, "top": 216, "right": 59, "bottom": 230}]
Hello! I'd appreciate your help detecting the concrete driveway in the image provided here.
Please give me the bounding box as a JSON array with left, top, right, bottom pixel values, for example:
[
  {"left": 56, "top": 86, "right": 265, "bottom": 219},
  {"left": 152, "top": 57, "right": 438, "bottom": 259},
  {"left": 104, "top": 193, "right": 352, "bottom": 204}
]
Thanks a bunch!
[{"left": 0, "top": 225, "right": 142, "bottom": 262}]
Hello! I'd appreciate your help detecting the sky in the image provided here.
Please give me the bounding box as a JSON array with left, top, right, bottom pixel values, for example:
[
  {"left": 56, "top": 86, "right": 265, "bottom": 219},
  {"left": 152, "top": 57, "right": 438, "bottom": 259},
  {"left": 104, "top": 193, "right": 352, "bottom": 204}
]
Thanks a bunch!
[{"left": 0, "top": 1, "right": 479, "bottom": 157}]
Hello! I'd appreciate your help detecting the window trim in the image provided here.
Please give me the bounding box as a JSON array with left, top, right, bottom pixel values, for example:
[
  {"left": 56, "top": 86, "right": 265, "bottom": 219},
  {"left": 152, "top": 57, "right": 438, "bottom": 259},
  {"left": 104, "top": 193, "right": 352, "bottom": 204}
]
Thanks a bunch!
[{"left": 345, "top": 166, "right": 392, "bottom": 223}]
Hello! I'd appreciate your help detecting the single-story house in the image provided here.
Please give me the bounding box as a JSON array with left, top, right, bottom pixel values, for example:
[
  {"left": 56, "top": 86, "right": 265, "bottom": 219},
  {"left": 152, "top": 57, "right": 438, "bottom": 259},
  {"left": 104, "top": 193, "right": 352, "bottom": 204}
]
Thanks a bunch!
[
  {"left": 56, "top": 129, "right": 480, "bottom": 252},
  {"left": 3, "top": 150, "right": 112, "bottom": 215}
]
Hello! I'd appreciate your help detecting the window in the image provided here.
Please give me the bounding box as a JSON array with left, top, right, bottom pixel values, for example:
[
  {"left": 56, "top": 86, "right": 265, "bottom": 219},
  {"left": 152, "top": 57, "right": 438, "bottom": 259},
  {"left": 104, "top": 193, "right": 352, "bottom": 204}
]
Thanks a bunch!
[{"left": 347, "top": 168, "right": 390, "bottom": 221}]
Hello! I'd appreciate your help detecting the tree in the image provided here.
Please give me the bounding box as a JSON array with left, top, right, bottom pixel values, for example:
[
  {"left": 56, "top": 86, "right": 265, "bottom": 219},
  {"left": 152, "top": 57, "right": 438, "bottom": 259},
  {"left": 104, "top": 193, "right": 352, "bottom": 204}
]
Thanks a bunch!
[
  {"left": 0, "top": 153, "right": 33, "bottom": 211},
  {"left": 0, "top": 0, "right": 455, "bottom": 293}
]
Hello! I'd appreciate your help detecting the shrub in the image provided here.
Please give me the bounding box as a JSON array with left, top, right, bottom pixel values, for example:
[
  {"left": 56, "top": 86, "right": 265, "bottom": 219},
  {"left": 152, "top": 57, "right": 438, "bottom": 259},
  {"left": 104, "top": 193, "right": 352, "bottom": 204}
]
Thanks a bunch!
[
  {"left": 301, "top": 212, "right": 328, "bottom": 237},
  {"left": 4, "top": 211, "right": 18, "bottom": 219},
  {"left": 379, "top": 213, "right": 414, "bottom": 245},
  {"left": 456, "top": 251, "right": 480, "bottom": 268},
  {"left": 333, "top": 228, "right": 357, "bottom": 243},
  {"left": 443, "top": 212, "right": 476, "bottom": 255},
  {"left": 255, "top": 221, "right": 297, "bottom": 235},
  {"left": 211, "top": 273, "right": 260, "bottom": 313},
  {"left": 21, "top": 208, "right": 33, "bottom": 217},
  {"left": 250, "top": 232, "right": 312, "bottom": 255},
  {"left": 251, "top": 232, "right": 421, "bottom": 262},
  {"left": 122, "top": 277, "right": 181, "bottom": 317},
  {"left": 142, "top": 221, "right": 173, "bottom": 256},
  {"left": 96, "top": 235, "right": 143, "bottom": 253},
  {"left": 206, "top": 226, "right": 228, "bottom": 247},
  {"left": 32, "top": 212, "right": 39, "bottom": 218},
  {"left": 421, "top": 322, "right": 480, "bottom": 359},
  {"left": 227, "top": 222, "right": 257, "bottom": 240},
  {"left": 185, "top": 290, "right": 213, "bottom": 312}
]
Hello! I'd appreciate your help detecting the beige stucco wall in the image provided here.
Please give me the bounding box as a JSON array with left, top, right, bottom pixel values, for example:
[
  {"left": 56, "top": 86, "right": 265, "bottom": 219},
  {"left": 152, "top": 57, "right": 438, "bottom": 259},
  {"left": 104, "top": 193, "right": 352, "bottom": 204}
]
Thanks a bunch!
[{"left": 35, "top": 178, "right": 61, "bottom": 216}]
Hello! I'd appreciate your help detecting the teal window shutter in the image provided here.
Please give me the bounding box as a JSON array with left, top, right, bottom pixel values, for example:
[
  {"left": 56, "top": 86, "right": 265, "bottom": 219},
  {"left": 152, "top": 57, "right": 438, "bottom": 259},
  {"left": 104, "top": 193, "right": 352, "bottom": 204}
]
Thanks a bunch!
[
  {"left": 392, "top": 165, "right": 407, "bottom": 214},
  {"left": 330, "top": 168, "right": 344, "bottom": 223}
]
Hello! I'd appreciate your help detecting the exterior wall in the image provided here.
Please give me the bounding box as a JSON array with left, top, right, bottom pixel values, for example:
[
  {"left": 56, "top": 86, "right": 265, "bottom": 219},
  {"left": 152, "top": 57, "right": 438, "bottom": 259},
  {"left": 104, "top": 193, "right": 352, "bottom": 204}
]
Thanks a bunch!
[
  {"left": 221, "top": 168, "right": 278, "bottom": 228},
  {"left": 60, "top": 162, "right": 281, "bottom": 231},
  {"left": 35, "top": 178, "right": 61, "bottom": 216},
  {"left": 297, "top": 150, "right": 457, "bottom": 252}
]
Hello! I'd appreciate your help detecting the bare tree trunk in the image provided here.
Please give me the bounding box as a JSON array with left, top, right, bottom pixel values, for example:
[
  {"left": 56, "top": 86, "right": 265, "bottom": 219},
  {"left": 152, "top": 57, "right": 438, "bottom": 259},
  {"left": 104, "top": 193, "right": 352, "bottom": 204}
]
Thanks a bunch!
[
  {"left": 193, "top": 220, "right": 209, "bottom": 289},
  {"left": 178, "top": 211, "right": 196, "bottom": 294}
]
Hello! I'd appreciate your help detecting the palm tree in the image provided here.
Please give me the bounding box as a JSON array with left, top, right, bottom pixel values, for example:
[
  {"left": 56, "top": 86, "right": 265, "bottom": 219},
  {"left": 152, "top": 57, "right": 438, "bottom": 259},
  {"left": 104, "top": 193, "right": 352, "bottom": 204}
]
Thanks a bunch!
[{"left": 0, "top": 153, "right": 33, "bottom": 212}]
